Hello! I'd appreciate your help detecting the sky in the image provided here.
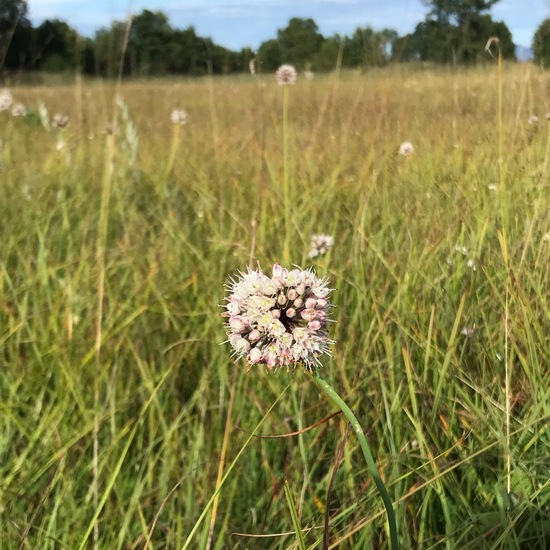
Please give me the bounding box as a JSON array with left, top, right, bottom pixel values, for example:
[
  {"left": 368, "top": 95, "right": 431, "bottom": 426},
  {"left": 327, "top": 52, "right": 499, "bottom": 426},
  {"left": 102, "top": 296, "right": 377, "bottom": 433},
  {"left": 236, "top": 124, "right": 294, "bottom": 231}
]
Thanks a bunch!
[{"left": 26, "top": 0, "right": 549, "bottom": 50}]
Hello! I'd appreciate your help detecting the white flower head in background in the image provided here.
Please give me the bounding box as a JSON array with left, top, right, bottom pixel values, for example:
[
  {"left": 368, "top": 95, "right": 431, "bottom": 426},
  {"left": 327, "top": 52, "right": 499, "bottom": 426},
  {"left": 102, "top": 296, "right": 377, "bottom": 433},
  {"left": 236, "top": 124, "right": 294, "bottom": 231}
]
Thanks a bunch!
[
  {"left": 399, "top": 141, "right": 414, "bottom": 156},
  {"left": 275, "top": 64, "right": 297, "bottom": 86},
  {"left": 170, "top": 108, "right": 188, "bottom": 125},
  {"left": 304, "top": 69, "right": 314, "bottom": 80},
  {"left": 223, "top": 263, "right": 334, "bottom": 372},
  {"left": 0, "top": 88, "right": 13, "bottom": 111},
  {"left": 527, "top": 114, "right": 539, "bottom": 126},
  {"left": 52, "top": 113, "right": 69, "bottom": 129},
  {"left": 11, "top": 103, "right": 26, "bottom": 117},
  {"left": 309, "top": 234, "right": 334, "bottom": 259},
  {"left": 248, "top": 58, "right": 256, "bottom": 75}
]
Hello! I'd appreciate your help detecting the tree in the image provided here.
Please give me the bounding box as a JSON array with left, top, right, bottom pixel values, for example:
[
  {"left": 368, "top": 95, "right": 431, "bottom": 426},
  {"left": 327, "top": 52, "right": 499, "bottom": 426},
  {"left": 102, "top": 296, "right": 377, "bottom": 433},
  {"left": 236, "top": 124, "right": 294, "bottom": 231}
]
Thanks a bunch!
[
  {"left": 128, "top": 10, "right": 172, "bottom": 75},
  {"left": 424, "top": 0, "right": 498, "bottom": 25},
  {"left": 312, "top": 36, "right": 342, "bottom": 71},
  {"left": 276, "top": 18, "right": 324, "bottom": 68},
  {"left": 533, "top": 19, "right": 550, "bottom": 67},
  {"left": 0, "top": 0, "right": 32, "bottom": 73},
  {"left": 91, "top": 21, "right": 132, "bottom": 77},
  {"left": 409, "top": 0, "right": 515, "bottom": 63},
  {"left": 343, "top": 27, "right": 393, "bottom": 68},
  {"left": 34, "top": 19, "right": 80, "bottom": 72},
  {"left": 257, "top": 39, "right": 283, "bottom": 72}
]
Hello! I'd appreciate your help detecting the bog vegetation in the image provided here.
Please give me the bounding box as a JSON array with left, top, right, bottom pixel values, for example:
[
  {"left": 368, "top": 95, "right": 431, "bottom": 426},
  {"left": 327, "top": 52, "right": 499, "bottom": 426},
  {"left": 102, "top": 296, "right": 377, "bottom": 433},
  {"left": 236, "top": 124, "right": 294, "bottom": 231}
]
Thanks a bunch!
[{"left": 0, "top": 58, "right": 549, "bottom": 548}]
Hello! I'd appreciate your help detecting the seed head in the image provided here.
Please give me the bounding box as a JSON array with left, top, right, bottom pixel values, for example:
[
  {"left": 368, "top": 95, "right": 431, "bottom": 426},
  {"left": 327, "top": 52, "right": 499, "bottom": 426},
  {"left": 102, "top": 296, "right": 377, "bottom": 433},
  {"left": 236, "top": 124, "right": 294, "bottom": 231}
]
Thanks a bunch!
[
  {"left": 0, "top": 88, "right": 13, "bottom": 111},
  {"left": 171, "top": 108, "right": 188, "bottom": 125},
  {"left": 308, "top": 234, "right": 334, "bottom": 259},
  {"left": 11, "top": 103, "right": 26, "bottom": 117},
  {"left": 223, "top": 263, "right": 334, "bottom": 372},
  {"left": 399, "top": 141, "right": 414, "bottom": 156},
  {"left": 52, "top": 113, "right": 69, "bottom": 129},
  {"left": 275, "top": 64, "right": 297, "bottom": 86}
]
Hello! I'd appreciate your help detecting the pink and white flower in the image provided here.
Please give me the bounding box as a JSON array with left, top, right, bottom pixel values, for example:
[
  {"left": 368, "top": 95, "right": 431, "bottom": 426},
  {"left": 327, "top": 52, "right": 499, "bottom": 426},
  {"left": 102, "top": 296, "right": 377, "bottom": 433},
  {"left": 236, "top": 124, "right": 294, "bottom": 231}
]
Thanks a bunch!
[{"left": 223, "top": 263, "right": 334, "bottom": 371}]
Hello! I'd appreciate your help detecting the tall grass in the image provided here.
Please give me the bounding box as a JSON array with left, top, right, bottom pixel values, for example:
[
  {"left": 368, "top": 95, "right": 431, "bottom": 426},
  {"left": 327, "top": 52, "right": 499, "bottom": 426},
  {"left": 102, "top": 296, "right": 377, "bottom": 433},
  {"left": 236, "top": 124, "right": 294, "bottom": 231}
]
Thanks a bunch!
[{"left": 0, "top": 64, "right": 549, "bottom": 548}]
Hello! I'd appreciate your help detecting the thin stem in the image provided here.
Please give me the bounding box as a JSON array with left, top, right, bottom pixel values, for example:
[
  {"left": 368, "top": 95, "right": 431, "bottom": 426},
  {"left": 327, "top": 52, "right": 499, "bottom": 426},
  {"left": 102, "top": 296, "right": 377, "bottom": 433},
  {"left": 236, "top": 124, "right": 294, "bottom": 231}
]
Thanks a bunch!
[
  {"left": 164, "top": 122, "right": 181, "bottom": 185},
  {"left": 282, "top": 85, "right": 290, "bottom": 264},
  {"left": 311, "top": 373, "right": 399, "bottom": 550},
  {"left": 498, "top": 44, "right": 504, "bottom": 188}
]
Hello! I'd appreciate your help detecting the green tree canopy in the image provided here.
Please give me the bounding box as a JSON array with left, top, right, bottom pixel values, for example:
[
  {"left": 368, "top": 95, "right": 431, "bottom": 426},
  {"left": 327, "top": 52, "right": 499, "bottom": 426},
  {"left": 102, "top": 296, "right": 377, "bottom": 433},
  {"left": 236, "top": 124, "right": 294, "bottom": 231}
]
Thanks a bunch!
[
  {"left": 407, "top": 0, "right": 514, "bottom": 63},
  {"left": 128, "top": 10, "right": 172, "bottom": 75},
  {"left": 275, "top": 17, "right": 324, "bottom": 68},
  {"left": 533, "top": 18, "right": 550, "bottom": 67},
  {"left": 424, "top": 0, "right": 498, "bottom": 24},
  {"left": 34, "top": 19, "right": 80, "bottom": 72},
  {"left": 257, "top": 38, "right": 283, "bottom": 72},
  {"left": 0, "top": 0, "right": 32, "bottom": 73}
]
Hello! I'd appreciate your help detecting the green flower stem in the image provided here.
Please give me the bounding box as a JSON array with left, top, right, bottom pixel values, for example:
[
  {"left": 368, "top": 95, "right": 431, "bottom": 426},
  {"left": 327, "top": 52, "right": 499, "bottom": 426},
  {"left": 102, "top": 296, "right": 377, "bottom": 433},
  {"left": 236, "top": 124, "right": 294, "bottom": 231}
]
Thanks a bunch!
[{"left": 311, "top": 373, "right": 399, "bottom": 550}]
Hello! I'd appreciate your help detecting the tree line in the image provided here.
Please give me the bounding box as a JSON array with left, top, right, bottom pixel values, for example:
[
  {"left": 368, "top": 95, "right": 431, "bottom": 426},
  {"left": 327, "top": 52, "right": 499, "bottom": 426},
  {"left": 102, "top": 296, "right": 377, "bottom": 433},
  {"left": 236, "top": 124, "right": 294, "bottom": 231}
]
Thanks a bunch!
[{"left": 0, "top": 0, "right": 538, "bottom": 79}]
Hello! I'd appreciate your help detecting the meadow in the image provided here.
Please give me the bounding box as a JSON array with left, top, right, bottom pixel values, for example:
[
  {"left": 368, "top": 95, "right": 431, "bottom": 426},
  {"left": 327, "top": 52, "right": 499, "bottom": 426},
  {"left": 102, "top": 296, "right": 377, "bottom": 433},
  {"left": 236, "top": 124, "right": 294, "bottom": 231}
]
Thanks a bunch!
[{"left": 0, "top": 62, "right": 549, "bottom": 549}]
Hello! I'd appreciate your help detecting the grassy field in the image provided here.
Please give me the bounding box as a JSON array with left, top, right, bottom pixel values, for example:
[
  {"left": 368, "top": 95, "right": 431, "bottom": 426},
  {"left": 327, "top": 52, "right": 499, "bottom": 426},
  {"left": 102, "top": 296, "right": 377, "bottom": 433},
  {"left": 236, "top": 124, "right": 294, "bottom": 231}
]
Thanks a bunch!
[{"left": 1, "top": 62, "right": 549, "bottom": 549}]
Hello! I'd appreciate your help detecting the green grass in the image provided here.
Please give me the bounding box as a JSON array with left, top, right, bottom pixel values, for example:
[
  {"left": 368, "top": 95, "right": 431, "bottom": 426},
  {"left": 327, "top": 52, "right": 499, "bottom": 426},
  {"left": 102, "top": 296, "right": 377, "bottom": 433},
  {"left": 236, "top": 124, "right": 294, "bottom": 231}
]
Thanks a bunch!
[{"left": 0, "top": 64, "right": 549, "bottom": 549}]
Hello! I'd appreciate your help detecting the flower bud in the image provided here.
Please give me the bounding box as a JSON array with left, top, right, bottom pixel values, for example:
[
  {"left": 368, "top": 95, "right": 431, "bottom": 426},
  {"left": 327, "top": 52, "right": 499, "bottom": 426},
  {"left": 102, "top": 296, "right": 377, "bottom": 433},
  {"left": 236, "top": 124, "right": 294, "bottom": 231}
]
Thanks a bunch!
[
  {"left": 301, "top": 309, "right": 316, "bottom": 322},
  {"left": 248, "top": 329, "right": 261, "bottom": 342},
  {"left": 305, "top": 297, "right": 317, "bottom": 309},
  {"left": 234, "top": 337, "right": 250, "bottom": 353},
  {"left": 286, "top": 307, "right": 296, "bottom": 318},
  {"left": 287, "top": 289, "right": 298, "bottom": 300},
  {"left": 249, "top": 347, "right": 263, "bottom": 363},
  {"left": 293, "top": 298, "right": 303, "bottom": 308},
  {"left": 226, "top": 301, "right": 240, "bottom": 314},
  {"left": 230, "top": 317, "right": 246, "bottom": 333}
]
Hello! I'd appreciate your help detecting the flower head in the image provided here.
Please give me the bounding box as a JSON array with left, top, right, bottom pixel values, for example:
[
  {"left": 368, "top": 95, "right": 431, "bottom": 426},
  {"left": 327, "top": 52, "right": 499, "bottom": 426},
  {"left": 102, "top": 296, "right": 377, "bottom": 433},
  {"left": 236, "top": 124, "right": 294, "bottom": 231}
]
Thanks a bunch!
[
  {"left": 308, "top": 234, "right": 334, "bottom": 259},
  {"left": 0, "top": 88, "right": 13, "bottom": 111},
  {"left": 248, "top": 58, "right": 256, "bottom": 75},
  {"left": 170, "top": 108, "right": 188, "bottom": 125},
  {"left": 399, "top": 141, "right": 414, "bottom": 156},
  {"left": 528, "top": 114, "right": 539, "bottom": 126},
  {"left": 223, "top": 263, "right": 334, "bottom": 371},
  {"left": 275, "top": 64, "right": 297, "bottom": 86},
  {"left": 11, "top": 102, "right": 26, "bottom": 117},
  {"left": 52, "top": 113, "right": 69, "bottom": 129}
]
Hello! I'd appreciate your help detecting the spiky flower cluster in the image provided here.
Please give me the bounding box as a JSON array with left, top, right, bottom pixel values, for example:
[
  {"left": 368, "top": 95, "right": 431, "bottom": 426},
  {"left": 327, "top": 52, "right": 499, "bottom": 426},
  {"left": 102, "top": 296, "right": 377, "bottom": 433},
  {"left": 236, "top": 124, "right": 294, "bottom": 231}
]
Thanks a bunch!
[
  {"left": 309, "top": 234, "right": 334, "bottom": 259},
  {"left": 223, "top": 263, "right": 333, "bottom": 372},
  {"left": 170, "top": 108, "right": 188, "bottom": 125},
  {"left": 275, "top": 64, "right": 297, "bottom": 86}
]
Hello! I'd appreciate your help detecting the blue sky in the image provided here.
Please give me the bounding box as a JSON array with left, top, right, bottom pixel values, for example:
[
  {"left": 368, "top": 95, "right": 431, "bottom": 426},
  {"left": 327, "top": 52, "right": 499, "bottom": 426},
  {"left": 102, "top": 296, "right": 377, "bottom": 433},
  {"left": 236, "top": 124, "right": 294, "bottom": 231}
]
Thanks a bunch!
[{"left": 27, "top": 0, "right": 548, "bottom": 50}]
